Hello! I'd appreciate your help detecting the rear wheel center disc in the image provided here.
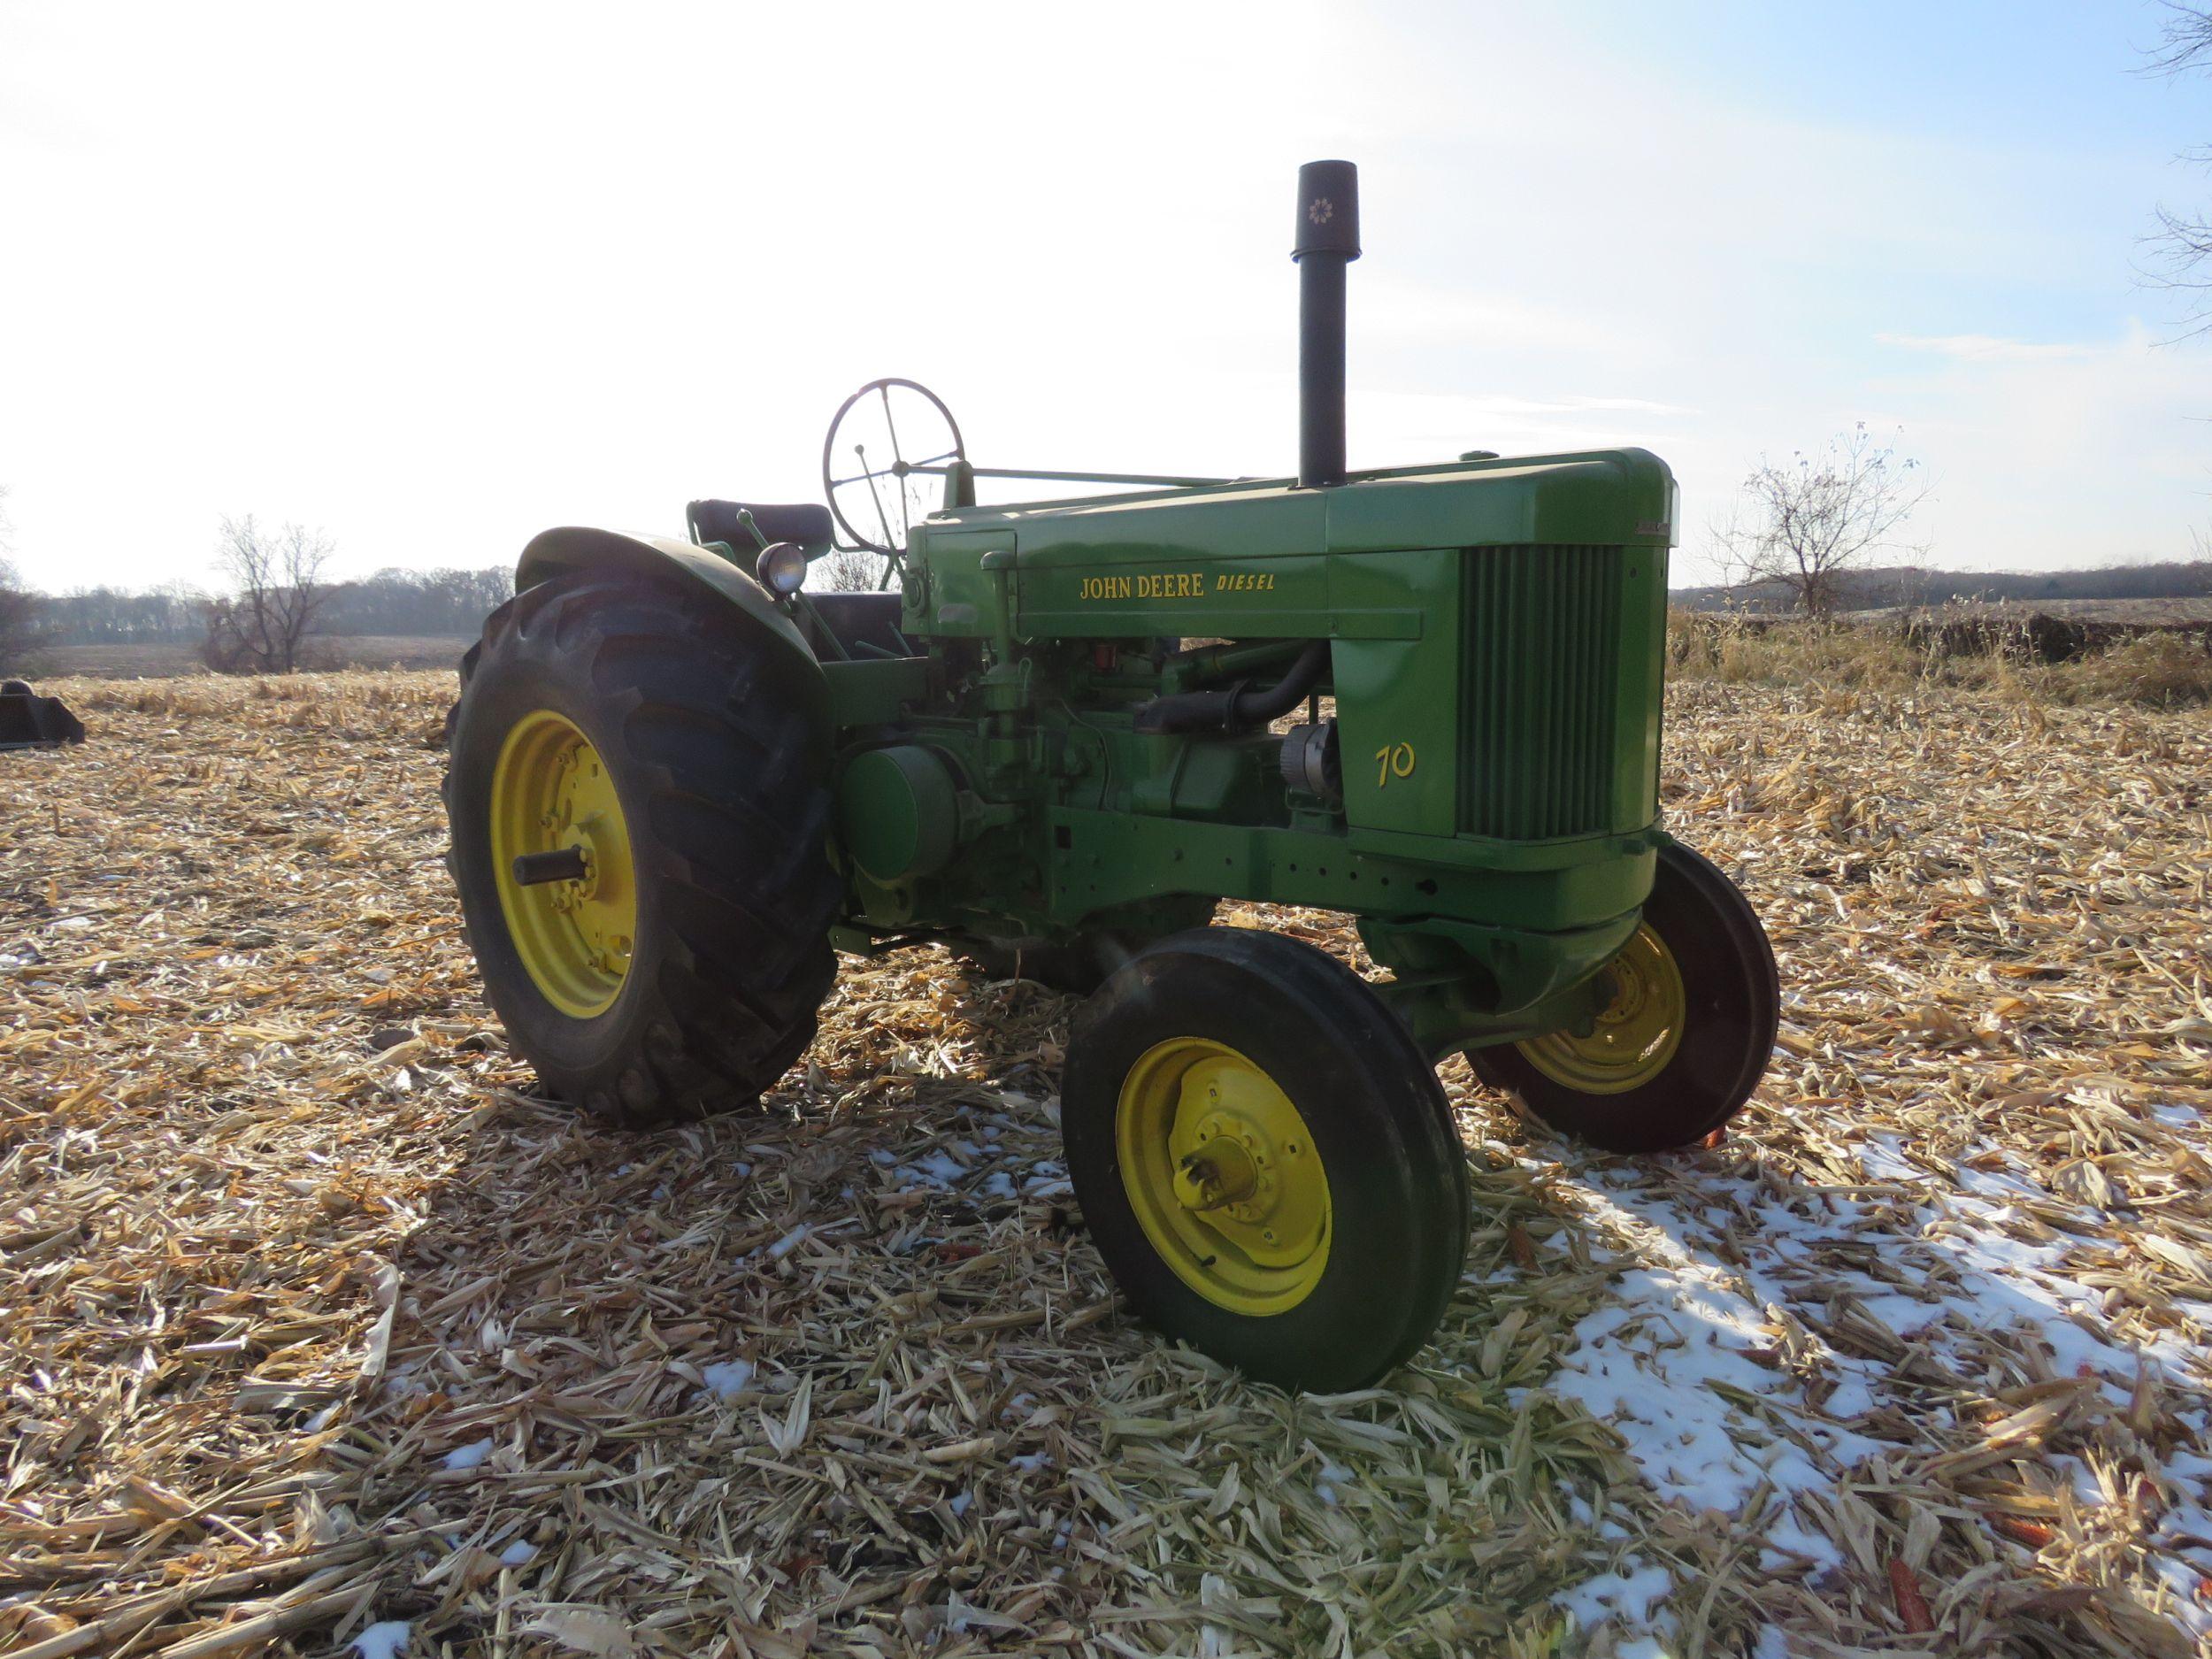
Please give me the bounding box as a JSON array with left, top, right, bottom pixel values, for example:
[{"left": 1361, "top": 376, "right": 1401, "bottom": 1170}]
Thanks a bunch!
[{"left": 490, "top": 710, "right": 637, "bottom": 1018}]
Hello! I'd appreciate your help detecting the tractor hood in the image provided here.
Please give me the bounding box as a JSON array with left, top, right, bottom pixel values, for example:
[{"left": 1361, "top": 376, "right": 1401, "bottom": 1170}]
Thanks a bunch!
[{"left": 915, "top": 447, "right": 1677, "bottom": 567}]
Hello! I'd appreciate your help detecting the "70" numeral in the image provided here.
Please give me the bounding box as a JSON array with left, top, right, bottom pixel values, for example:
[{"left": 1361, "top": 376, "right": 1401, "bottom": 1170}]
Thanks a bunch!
[{"left": 1373, "top": 742, "right": 1417, "bottom": 788}]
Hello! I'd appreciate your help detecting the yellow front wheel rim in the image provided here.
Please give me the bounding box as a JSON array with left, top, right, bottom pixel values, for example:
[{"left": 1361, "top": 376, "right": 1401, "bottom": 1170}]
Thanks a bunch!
[
  {"left": 1517, "top": 925, "right": 1686, "bottom": 1094},
  {"left": 1116, "top": 1038, "right": 1331, "bottom": 1317},
  {"left": 489, "top": 710, "right": 637, "bottom": 1018}
]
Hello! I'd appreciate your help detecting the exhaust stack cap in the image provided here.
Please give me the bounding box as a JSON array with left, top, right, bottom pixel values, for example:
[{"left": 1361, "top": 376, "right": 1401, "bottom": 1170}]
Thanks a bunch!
[{"left": 1292, "top": 159, "right": 1361, "bottom": 261}]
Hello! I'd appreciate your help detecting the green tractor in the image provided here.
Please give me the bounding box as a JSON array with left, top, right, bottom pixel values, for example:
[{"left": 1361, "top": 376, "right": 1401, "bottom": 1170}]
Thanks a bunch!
[{"left": 442, "top": 162, "right": 1778, "bottom": 1391}]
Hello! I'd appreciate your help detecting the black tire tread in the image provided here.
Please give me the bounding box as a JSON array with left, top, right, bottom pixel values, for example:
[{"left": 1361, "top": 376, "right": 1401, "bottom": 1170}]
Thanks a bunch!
[
  {"left": 1064, "top": 928, "right": 1471, "bottom": 1391},
  {"left": 1469, "top": 841, "right": 1778, "bottom": 1154},
  {"left": 443, "top": 572, "right": 838, "bottom": 1127}
]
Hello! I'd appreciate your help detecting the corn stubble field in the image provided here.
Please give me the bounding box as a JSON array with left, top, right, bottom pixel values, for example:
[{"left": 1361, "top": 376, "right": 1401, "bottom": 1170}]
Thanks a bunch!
[{"left": 3, "top": 650, "right": 2211, "bottom": 1659}]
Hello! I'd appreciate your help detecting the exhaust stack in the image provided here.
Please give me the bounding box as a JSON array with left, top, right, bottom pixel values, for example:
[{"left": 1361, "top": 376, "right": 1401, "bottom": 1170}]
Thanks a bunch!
[{"left": 1293, "top": 159, "right": 1360, "bottom": 489}]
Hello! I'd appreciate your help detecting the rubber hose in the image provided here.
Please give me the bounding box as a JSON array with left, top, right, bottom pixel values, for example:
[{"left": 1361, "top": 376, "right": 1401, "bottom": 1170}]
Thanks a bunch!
[{"left": 1133, "top": 639, "right": 1329, "bottom": 735}]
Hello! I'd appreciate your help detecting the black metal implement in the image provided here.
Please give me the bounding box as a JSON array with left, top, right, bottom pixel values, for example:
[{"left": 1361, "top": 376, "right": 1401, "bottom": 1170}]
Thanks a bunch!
[{"left": 0, "top": 681, "right": 87, "bottom": 750}]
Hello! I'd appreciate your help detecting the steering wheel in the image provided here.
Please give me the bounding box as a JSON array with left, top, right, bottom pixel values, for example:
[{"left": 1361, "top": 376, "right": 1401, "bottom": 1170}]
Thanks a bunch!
[{"left": 821, "top": 378, "right": 967, "bottom": 560}]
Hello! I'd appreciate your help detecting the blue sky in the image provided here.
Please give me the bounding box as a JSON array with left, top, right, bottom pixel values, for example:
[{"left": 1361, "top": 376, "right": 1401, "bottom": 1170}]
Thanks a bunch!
[{"left": 0, "top": 0, "right": 2205, "bottom": 593}]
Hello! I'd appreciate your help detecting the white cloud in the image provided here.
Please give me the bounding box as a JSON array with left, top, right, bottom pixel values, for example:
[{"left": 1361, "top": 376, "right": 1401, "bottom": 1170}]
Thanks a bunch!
[{"left": 1877, "top": 334, "right": 2100, "bottom": 362}]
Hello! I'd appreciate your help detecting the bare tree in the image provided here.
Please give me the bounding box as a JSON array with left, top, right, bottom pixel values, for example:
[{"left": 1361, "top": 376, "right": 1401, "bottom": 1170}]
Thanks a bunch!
[
  {"left": 200, "top": 516, "right": 335, "bottom": 673},
  {"left": 0, "top": 487, "right": 38, "bottom": 670},
  {"left": 816, "top": 547, "right": 887, "bottom": 593},
  {"left": 2143, "top": 4, "right": 2212, "bottom": 336},
  {"left": 0, "top": 558, "right": 33, "bottom": 669},
  {"left": 1711, "top": 424, "right": 1932, "bottom": 617}
]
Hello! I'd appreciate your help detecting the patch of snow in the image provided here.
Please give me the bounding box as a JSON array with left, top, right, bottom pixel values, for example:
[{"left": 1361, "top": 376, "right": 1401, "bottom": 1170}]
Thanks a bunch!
[
  {"left": 1314, "top": 1459, "right": 1352, "bottom": 1507},
  {"left": 1822, "top": 1372, "right": 1877, "bottom": 1421},
  {"left": 897, "top": 1150, "right": 968, "bottom": 1187},
  {"left": 1544, "top": 1184, "right": 1883, "bottom": 1551},
  {"left": 1954, "top": 1157, "right": 2047, "bottom": 1204},
  {"left": 765, "top": 1225, "right": 810, "bottom": 1262},
  {"left": 352, "top": 1621, "right": 411, "bottom": 1659},
  {"left": 1855, "top": 1133, "right": 1922, "bottom": 1185},
  {"left": 499, "top": 1539, "right": 538, "bottom": 1566},
  {"left": 702, "top": 1360, "right": 756, "bottom": 1400},
  {"left": 1546, "top": 1134, "right": 2212, "bottom": 1639},
  {"left": 442, "top": 1437, "right": 493, "bottom": 1471},
  {"left": 1555, "top": 1563, "right": 1672, "bottom": 1630},
  {"left": 2152, "top": 1553, "right": 2212, "bottom": 1639}
]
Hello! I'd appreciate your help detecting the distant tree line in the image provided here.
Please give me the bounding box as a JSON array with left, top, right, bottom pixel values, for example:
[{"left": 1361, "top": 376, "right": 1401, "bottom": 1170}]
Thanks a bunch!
[
  {"left": 29, "top": 563, "right": 513, "bottom": 647},
  {"left": 1674, "top": 560, "right": 2212, "bottom": 615}
]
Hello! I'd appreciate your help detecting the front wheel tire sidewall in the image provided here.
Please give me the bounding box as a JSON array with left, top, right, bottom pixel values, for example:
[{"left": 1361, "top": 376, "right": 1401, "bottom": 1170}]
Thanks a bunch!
[
  {"left": 1473, "top": 841, "right": 1780, "bottom": 1154},
  {"left": 1064, "top": 931, "right": 1469, "bottom": 1392}
]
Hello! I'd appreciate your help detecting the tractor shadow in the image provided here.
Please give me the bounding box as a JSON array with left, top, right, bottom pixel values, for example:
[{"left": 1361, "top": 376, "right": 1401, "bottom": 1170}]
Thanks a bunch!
[
  {"left": 383, "top": 948, "right": 2200, "bottom": 1655},
  {"left": 349, "top": 952, "right": 1645, "bottom": 1652}
]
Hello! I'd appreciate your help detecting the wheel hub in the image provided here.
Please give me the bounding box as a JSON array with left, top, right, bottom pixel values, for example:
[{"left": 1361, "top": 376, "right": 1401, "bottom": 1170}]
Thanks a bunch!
[
  {"left": 1174, "top": 1134, "right": 1260, "bottom": 1211},
  {"left": 1517, "top": 924, "right": 1685, "bottom": 1094},
  {"left": 490, "top": 710, "right": 637, "bottom": 1018},
  {"left": 1116, "top": 1039, "right": 1332, "bottom": 1314}
]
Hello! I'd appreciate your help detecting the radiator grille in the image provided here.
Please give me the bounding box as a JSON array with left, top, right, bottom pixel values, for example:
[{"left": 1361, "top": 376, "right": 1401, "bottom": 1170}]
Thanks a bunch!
[{"left": 1463, "top": 544, "right": 1624, "bottom": 840}]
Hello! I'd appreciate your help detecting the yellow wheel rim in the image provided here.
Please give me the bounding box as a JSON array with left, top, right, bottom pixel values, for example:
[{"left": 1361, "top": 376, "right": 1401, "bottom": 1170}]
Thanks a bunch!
[
  {"left": 1517, "top": 925, "right": 1686, "bottom": 1094},
  {"left": 1116, "top": 1038, "right": 1331, "bottom": 1317},
  {"left": 489, "top": 710, "right": 637, "bottom": 1018}
]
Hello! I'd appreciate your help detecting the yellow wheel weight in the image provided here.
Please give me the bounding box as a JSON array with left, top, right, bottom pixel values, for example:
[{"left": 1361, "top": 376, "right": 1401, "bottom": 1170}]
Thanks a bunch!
[
  {"left": 1517, "top": 924, "right": 1686, "bottom": 1094},
  {"left": 1115, "top": 1038, "right": 1331, "bottom": 1317},
  {"left": 489, "top": 710, "right": 638, "bottom": 1018}
]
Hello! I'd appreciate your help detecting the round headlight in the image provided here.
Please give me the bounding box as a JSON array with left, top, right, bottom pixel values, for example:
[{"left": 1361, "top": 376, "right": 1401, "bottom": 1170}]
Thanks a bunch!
[{"left": 757, "top": 541, "right": 809, "bottom": 597}]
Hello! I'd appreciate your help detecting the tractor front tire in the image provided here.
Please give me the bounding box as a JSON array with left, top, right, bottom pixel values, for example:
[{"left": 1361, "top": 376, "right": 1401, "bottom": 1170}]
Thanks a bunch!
[
  {"left": 1470, "top": 841, "right": 1778, "bottom": 1154},
  {"left": 443, "top": 572, "right": 838, "bottom": 1127},
  {"left": 1063, "top": 928, "right": 1470, "bottom": 1391}
]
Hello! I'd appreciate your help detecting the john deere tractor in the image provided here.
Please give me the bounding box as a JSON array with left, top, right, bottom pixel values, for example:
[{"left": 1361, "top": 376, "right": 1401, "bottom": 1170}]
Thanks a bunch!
[{"left": 443, "top": 162, "right": 1778, "bottom": 1391}]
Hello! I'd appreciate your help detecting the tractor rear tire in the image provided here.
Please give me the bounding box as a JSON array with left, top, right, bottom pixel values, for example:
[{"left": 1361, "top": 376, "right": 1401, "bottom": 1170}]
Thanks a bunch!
[
  {"left": 1469, "top": 841, "right": 1778, "bottom": 1154},
  {"left": 1063, "top": 928, "right": 1470, "bottom": 1391},
  {"left": 443, "top": 572, "right": 838, "bottom": 1127}
]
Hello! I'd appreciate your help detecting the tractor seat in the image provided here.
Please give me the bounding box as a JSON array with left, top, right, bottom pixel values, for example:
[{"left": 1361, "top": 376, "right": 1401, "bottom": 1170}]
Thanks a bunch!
[{"left": 687, "top": 498, "right": 834, "bottom": 550}]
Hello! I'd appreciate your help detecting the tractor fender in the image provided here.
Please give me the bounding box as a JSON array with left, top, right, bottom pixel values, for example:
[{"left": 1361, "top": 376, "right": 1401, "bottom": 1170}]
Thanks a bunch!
[{"left": 516, "top": 526, "right": 828, "bottom": 732}]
